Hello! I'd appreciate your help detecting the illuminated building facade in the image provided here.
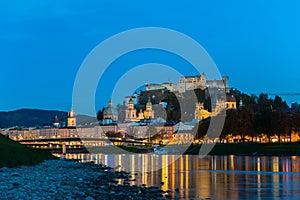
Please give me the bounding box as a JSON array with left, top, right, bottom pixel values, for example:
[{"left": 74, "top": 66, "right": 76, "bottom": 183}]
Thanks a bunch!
[{"left": 67, "top": 108, "right": 76, "bottom": 128}]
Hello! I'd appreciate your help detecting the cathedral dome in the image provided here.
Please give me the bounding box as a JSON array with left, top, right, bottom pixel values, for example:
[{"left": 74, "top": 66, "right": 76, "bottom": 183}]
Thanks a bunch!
[
  {"left": 103, "top": 106, "right": 118, "bottom": 116},
  {"left": 103, "top": 100, "right": 118, "bottom": 120}
]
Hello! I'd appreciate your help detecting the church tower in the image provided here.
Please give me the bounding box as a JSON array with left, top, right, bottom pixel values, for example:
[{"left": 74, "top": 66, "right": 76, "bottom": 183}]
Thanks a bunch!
[
  {"left": 125, "top": 97, "right": 137, "bottom": 122},
  {"left": 67, "top": 107, "right": 76, "bottom": 127},
  {"left": 53, "top": 115, "right": 60, "bottom": 127},
  {"left": 144, "top": 97, "right": 155, "bottom": 119},
  {"left": 239, "top": 98, "right": 244, "bottom": 107}
]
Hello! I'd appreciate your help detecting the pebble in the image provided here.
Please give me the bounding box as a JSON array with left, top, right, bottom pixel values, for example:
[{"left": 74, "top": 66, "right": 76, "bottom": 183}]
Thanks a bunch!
[{"left": 0, "top": 160, "right": 166, "bottom": 199}]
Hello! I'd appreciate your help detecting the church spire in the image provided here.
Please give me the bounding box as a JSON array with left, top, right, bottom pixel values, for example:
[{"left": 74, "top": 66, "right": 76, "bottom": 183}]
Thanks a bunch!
[
  {"left": 146, "top": 96, "right": 152, "bottom": 111},
  {"left": 108, "top": 98, "right": 113, "bottom": 107},
  {"left": 67, "top": 106, "right": 76, "bottom": 127},
  {"left": 239, "top": 98, "right": 244, "bottom": 107}
]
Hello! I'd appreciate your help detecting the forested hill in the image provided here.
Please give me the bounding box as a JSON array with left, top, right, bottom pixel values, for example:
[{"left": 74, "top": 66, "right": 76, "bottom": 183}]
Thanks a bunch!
[{"left": 0, "top": 109, "right": 93, "bottom": 128}]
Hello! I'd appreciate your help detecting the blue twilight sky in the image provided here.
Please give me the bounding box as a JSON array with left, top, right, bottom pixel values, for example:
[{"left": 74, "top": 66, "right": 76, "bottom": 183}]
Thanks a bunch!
[{"left": 0, "top": 0, "right": 300, "bottom": 113}]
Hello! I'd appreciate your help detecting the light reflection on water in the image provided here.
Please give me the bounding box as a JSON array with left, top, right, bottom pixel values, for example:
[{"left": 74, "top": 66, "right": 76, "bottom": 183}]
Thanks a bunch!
[{"left": 54, "top": 154, "right": 300, "bottom": 199}]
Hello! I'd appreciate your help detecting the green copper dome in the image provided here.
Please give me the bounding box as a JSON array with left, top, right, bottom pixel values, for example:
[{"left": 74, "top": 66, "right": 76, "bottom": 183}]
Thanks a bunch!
[
  {"left": 103, "top": 99, "right": 118, "bottom": 116},
  {"left": 103, "top": 106, "right": 118, "bottom": 116},
  {"left": 128, "top": 97, "right": 134, "bottom": 104}
]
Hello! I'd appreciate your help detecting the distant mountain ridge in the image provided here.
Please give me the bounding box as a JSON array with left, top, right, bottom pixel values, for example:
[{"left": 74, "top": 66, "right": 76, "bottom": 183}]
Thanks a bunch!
[{"left": 0, "top": 109, "right": 94, "bottom": 128}]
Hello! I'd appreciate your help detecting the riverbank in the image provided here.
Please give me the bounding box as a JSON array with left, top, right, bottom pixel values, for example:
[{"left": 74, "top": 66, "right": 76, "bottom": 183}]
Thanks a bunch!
[
  {"left": 0, "top": 134, "right": 55, "bottom": 168},
  {"left": 45, "top": 141, "right": 300, "bottom": 156},
  {"left": 0, "top": 159, "right": 167, "bottom": 199},
  {"left": 84, "top": 142, "right": 300, "bottom": 156},
  {"left": 185, "top": 142, "right": 300, "bottom": 156}
]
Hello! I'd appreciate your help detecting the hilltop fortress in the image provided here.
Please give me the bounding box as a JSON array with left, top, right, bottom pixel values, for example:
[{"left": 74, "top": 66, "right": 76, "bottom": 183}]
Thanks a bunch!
[{"left": 145, "top": 73, "right": 230, "bottom": 93}]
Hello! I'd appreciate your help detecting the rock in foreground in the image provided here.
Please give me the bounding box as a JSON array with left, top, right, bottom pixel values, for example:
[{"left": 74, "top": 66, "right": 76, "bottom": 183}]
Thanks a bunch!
[{"left": 0, "top": 160, "right": 166, "bottom": 200}]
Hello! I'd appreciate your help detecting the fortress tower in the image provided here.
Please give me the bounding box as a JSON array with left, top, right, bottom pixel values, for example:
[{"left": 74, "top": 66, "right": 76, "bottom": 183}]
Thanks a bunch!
[{"left": 222, "top": 76, "right": 230, "bottom": 93}]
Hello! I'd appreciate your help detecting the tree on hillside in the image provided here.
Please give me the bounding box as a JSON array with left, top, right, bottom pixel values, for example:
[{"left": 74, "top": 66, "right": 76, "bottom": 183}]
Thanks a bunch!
[
  {"left": 252, "top": 94, "right": 278, "bottom": 143},
  {"left": 273, "top": 96, "right": 288, "bottom": 111},
  {"left": 254, "top": 107, "right": 273, "bottom": 143},
  {"left": 166, "top": 108, "right": 180, "bottom": 122},
  {"left": 270, "top": 110, "right": 286, "bottom": 143},
  {"left": 220, "top": 109, "right": 238, "bottom": 142},
  {"left": 292, "top": 109, "right": 300, "bottom": 137},
  {"left": 192, "top": 119, "right": 210, "bottom": 140},
  {"left": 194, "top": 89, "right": 206, "bottom": 103},
  {"left": 97, "top": 107, "right": 105, "bottom": 121},
  {"left": 257, "top": 93, "right": 273, "bottom": 113},
  {"left": 237, "top": 106, "right": 255, "bottom": 142},
  {"left": 282, "top": 112, "right": 294, "bottom": 142}
]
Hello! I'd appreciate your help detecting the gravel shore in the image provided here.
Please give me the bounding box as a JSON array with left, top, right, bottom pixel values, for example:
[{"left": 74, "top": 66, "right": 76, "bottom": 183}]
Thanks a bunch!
[{"left": 0, "top": 160, "right": 167, "bottom": 200}]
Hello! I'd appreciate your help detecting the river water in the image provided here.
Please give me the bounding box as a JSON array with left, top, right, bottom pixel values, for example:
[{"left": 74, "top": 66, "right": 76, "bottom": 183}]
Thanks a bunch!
[{"left": 55, "top": 154, "right": 300, "bottom": 199}]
